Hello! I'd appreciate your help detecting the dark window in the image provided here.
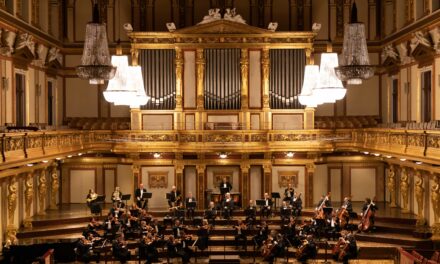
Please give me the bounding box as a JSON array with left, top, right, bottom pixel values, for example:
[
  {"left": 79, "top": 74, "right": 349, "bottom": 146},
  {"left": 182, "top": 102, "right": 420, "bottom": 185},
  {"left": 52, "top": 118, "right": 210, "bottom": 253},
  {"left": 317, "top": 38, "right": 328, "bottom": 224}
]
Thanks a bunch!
[
  {"left": 392, "top": 79, "right": 398, "bottom": 123},
  {"left": 15, "top": 73, "right": 26, "bottom": 126},
  {"left": 47, "top": 81, "right": 54, "bottom": 126},
  {"left": 421, "top": 70, "right": 432, "bottom": 122}
]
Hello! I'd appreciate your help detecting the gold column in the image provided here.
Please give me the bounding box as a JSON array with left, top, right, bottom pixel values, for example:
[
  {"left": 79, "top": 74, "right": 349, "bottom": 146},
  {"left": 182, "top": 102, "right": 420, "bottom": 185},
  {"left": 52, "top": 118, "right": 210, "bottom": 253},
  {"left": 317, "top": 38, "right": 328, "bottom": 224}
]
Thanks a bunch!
[
  {"left": 23, "top": 171, "right": 34, "bottom": 228},
  {"left": 414, "top": 170, "right": 426, "bottom": 226},
  {"left": 305, "top": 163, "right": 315, "bottom": 208},
  {"left": 400, "top": 167, "right": 410, "bottom": 213},
  {"left": 7, "top": 176, "right": 17, "bottom": 227},
  {"left": 261, "top": 47, "right": 270, "bottom": 110},
  {"left": 50, "top": 165, "right": 59, "bottom": 209},
  {"left": 387, "top": 164, "right": 397, "bottom": 207},
  {"left": 132, "top": 163, "right": 141, "bottom": 203},
  {"left": 38, "top": 169, "right": 47, "bottom": 215},
  {"left": 431, "top": 174, "right": 440, "bottom": 238},
  {"left": 263, "top": 159, "right": 272, "bottom": 194},
  {"left": 175, "top": 154, "right": 184, "bottom": 196},
  {"left": 241, "top": 161, "right": 250, "bottom": 208},
  {"left": 175, "top": 47, "right": 183, "bottom": 112},
  {"left": 196, "top": 48, "right": 205, "bottom": 110},
  {"left": 241, "top": 48, "right": 249, "bottom": 110},
  {"left": 196, "top": 164, "right": 206, "bottom": 210}
]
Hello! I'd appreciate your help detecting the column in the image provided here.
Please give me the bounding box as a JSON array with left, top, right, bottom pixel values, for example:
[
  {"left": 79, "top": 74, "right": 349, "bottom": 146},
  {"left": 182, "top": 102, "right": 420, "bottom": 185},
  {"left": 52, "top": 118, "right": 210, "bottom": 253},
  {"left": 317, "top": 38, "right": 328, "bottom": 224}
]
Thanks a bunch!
[
  {"left": 261, "top": 48, "right": 271, "bottom": 130},
  {"left": 7, "top": 176, "right": 18, "bottom": 242},
  {"left": 23, "top": 171, "right": 34, "bottom": 228},
  {"left": 195, "top": 48, "right": 205, "bottom": 130},
  {"left": 263, "top": 162, "right": 272, "bottom": 194},
  {"left": 400, "top": 167, "right": 410, "bottom": 213},
  {"left": 175, "top": 163, "right": 184, "bottom": 196},
  {"left": 196, "top": 164, "right": 206, "bottom": 210},
  {"left": 241, "top": 162, "right": 250, "bottom": 208},
  {"left": 50, "top": 165, "right": 59, "bottom": 209},
  {"left": 240, "top": 48, "right": 250, "bottom": 129},
  {"left": 387, "top": 164, "right": 397, "bottom": 207},
  {"left": 305, "top": 163, "right": 315, "bottom": 207},
  {"left": 38, "top": 169, "right": 47, "bottom": 215},
  {"left": 175, "top": 48, "right": 183, "bottom": 111},
  {"left": 414, "top": 170, "right": 426, "bottom": 225},
  {"left": 132, "top": 164, "right": 141, "bottom": 203}
]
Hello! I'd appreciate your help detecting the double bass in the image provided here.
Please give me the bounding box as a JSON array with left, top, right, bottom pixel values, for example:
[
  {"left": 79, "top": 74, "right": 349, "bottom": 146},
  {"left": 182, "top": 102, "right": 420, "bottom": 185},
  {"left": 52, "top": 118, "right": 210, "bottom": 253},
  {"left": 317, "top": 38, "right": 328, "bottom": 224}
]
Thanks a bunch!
[
  {"left": 358, "top": 198, "right": 375, "bottom": 231},
  {"left": 332, "top": 237, "right": 349, "bottom": 261},
  {"left": 261, "top": 237, "right": 274, "bottom": 258},
  {"left": 315, "top": 193, "right": 330, "bottom": 219}
]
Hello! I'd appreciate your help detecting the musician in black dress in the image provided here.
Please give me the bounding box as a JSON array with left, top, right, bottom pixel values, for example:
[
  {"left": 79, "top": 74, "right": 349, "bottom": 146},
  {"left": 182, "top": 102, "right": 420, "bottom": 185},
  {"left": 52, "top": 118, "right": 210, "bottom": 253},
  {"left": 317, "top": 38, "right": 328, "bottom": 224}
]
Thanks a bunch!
[
  {"left": 292, "top": 192, "right": 302, "bottom": 216},
  {"left": 168, "top": 185, "right": 182, "bottom": 208},
  {"left": 219, "top": 177, "right": 232, "bottom": 193},
  {"left": 185, "top": 192, "right": 196, "bottom": 219},
  {"left": 261, "top": 193, "right": 273, "bottom": 218},
  {"left": 222, "top": 192, "right": 234, "bottom": 219},
  {"left": 86, "top": 189, "right": 101, "bottom": 214},
  {"left": 361, "top": 198, "right": 378, "bottom": 228},
  {"left": 135, "top": 183, "right": 147, "bottom": 208},
  {"left": 204, "top": 201, "right": 217, "bottom": 226},
  {"left": 283, "top": 183, "right": 294, "bottom": 202}
]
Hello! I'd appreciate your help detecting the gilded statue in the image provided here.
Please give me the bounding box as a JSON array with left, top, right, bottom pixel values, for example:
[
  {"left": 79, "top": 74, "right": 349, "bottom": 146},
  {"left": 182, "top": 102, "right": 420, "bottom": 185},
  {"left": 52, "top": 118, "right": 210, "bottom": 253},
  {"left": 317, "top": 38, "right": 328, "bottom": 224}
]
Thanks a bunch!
[
  {"left": 431, "top": 175, "right": 440, "bottom": 224},
  {"left": 38, "top": 171, "right": 47, "bottom": 214},
  {"left": 7, "top": 176, "right": 17, "bottom": 225},
  {"left": 400, "top": 168, "right": 409, "bottom": 213},
  {"left": 24, "top": 172, "right": 34, "bottom": 218},
  {"left": 387, "top": 165, "right": 397, "bottom": 207},
  {"left": 50, "top": 167, "right": 59, "bottom": 209},
  {"left": 414, "top": 171, "right": 425, "bottom": 224}
]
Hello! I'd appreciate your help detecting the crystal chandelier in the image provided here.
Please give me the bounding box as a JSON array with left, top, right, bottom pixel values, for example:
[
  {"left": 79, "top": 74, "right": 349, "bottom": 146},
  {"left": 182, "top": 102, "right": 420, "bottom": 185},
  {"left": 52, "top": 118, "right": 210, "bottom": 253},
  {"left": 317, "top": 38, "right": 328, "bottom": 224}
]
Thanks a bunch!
[
  {"left": 335, "top": 1, "right": 374, "bottom": 85},
  {"left": 114, "top": 65, "right": 149, "bottom": 108},
  {"left": 314, "top": 51, "right": 346, "bottom": 103},
  {"left": 76, "top": 2, "right": 116, "bottom": 85},
  {"left": 298, "top": 65, "right": 321, "bottom": 107}
]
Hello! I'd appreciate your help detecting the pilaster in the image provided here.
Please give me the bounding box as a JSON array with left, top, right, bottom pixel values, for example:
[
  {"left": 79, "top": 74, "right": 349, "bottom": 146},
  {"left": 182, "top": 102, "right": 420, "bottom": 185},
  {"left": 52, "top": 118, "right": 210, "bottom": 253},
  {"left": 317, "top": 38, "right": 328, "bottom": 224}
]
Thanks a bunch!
[
  {"left": 196, "top": 163, "right": 206, "bottom": 210},
  {"left": 38, "top": 169, "right": 47, "bottom": 215},
  {"left": 23, "top": 171, "right": 34, "bottom": 228}
]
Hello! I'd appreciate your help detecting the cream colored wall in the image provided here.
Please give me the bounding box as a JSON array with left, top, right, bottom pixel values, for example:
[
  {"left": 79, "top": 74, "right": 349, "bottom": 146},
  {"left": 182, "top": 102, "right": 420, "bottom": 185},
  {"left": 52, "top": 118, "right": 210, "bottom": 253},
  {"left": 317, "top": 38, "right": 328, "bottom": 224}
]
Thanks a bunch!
[
  {"left": 346, "top": 76, "right": 379, "bottom": 116},
  {"left": 117, "top": 164, "right": 133, "bottom": 201},
  {"left": 381, "top": 75, "right": 389, "bottom": 123},
  {"left": 104, "top": 169, "right": 115, "bottom": 203},
  {"left": 312, "top": 0, "right": 328, "bottom": 41},
  {"left": 250, "top": 166, "right": 262, "bottom": 202},
  {"left": 313, "top": 164, "right": 328, "bottom": 205},
  {"left": 184, "top": 166, "right": 197, "bottom": 200},
  {"left": 435, "top": 58, "right": 440, "bottom": 119},
  {"left": 70, "top": 169, "right": 95, "bottom": 203},
  {"left": 206, "top": 166, "right": 240, "bottom": 192},
  {"left": 411, "top": 65, "right": 419, "bottom": 122},
  {"left": 65, "top": 78, "right": 98, "bottom": 117},
  {"left": 142, "top": 114, "right": 173, "bottom": 130},
  {"left": 330, "top": 168, "right": 342, "bottom": 203},
  {"left": 350, "top": 168, "right": 376, "bottom": 202},
  {"left": 272, "top": 114, "right": 303, "bottom": 130},
  {"left": 400, "top": 67, "right": 409, "bottom": 121},
  {"left": 272, "top": 165, "right": 305, "bottom": 204},
  {"left": 249, "top": 50, "right": 261, "bottom": 108},
  {"left": 141, "top": 166, "right": 175, "bottom": 209}
]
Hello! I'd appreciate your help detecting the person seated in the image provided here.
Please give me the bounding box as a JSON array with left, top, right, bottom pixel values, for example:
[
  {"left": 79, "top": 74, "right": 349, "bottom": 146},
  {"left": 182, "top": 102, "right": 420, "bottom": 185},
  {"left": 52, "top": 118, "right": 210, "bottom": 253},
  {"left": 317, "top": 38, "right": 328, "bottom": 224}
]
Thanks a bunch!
[
  {"left": 75, "top": 236, "right": 95, "bottom": 262},
  {"left": 151, "top": 218, "right": 165, "bottom": 238},
  {"left": 140, "top": 234, "right": 159, "bottom": 264},
  {"left": 245, "top": 200, "right": 257, "bottom": 227},
  {"left": 175, "top": 230, "right": 193, "bottom": 264},
  {"left": 173, "top": 219, "right": 186, "bottom": 238},
  {"left": 337, "top": 196, "right": 352, "bottom": 228},
  {"left": 253, "top": 221, "right": 269, "bottom": 248},
  {"left": 84, "top": 217, "right": 102, "bottom": 238},
  {"left": 219, "top": 177, "right": 232, "bottom": 194},
  {"left": 111, "top": 186, "right": 123, "bottom": 207},
  {"left": 204, "top": 201, "right": 217, "bottom": 227},
  {"left": 315, "top": 193, "right": 331, "bottom": 219},
  {"left": 261, "top": 193, "right": 273, "bottom": 218},
  {"left": 168, "top": 185, "right": 182, "bottom": 208},
  {"left": 234, "top": 220, "right": 247, "bottom": 250},
  {"left": 109, "top": 204, "right": 123, "bottom": 218},
  {"left": 167, "top": 235, "right": 179, "bottom": 261},
  {"left": 222, "top": 192, "right": 234, "bottom": 219},
  {"left": 360, "top": 197, "right": 378, "bottom": 231},
  {"left": 112, "top": 234, "right": 130, "bottom": 263},
  {"left": 284, "top": 216, "right": 298, "bottom": 246},
  {"left": 280, "top": 201, "right": 292, "bottom": 224},
  {"left": 333, "top": 231, "right": 357, "bottom": 263},
  {"left": 296, "top": 235, "right": 317, "bottom": 263},
  {"left": 326, "top": 212, "right": 341, "bottom": 240},
  {"left": 283, "top": 183, "right": 294, "bottom": 202},
  {"left": 196, "top": 219, "right": 210, "bottom": 251},
  {"left": 292, "top": 192, "right": 302, "bottom": 216},
  {"left": 123, "top": 211, "right": 139, "bottom": 239},
  {"left": 185, "top": 192, "right": 197, "bottom": 220}
]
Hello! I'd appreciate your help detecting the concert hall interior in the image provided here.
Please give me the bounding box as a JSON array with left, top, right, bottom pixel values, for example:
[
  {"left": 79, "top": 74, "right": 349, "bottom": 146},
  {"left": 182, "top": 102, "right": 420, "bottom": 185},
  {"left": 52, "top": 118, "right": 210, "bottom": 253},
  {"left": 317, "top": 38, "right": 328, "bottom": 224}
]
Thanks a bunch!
[{"left": 1, "top": 0, "right": 440, "bottom": 263}]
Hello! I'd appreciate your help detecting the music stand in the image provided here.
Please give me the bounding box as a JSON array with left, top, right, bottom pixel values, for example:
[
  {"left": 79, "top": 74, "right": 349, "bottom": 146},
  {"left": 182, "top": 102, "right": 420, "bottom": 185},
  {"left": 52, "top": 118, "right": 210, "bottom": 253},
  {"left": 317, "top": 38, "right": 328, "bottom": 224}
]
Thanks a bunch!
[
  {"left": 166, "top": 193, "right": 172, "bottom": 200},
  {"left": 323, "top": 207, "right": 333, "bottom": 216},
  {"left": 220, "top": 187, "right": 229, "bottom": 195},
  {"left": 193, "top": 216, "right": 203, "bottom": 226},
  {"left": 121, "top": 194, "right": 131, "bottom": 207},
  {"left": 271, "top": 192, "right": 280, "bottom": 209},
  {"left": 256, "top": 199, "right": 266, "bottom": 220},
  {"left": 187, "top": 201, "right": 196, "bottom": 208},
  {"left": 91, "top": 195, "right": 105, "bottom": 215},
  {"left": 141, "top": 192, "right": 151, "bottom": 210}
]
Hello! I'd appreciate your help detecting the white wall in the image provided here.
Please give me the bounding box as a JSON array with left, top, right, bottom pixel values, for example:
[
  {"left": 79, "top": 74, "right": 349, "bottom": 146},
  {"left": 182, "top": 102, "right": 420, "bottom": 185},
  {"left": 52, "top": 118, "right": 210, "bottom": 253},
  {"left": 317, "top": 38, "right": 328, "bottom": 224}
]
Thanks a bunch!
[
  {"left": 313, "top": 164, "right": 328, "bottom": 204},
  {"left": 117, "top": 165, "right": 133, "bottom": 201}
]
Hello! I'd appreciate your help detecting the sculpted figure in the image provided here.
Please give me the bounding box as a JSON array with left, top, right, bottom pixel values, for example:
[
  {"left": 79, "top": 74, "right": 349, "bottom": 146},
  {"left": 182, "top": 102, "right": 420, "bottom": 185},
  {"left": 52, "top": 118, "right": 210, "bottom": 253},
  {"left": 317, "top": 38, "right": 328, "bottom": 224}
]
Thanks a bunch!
[
  {"left": 7, "top": 177, "right": 17, "bottom": 225},
  {"left": 36, "top": 43, "right": 48, "bottom": 62},
  {"left": 432, "top": 175, "right": 440, "bottom": 223},
  {"left": 47, "top": 47, "right": 62, "bottom": 65},
  {"left": 25, "top": 172, "right": 34, "bottom": 218},
  {"left": 0, "top": 29, "right": 16, "bottom": 55},
  {"left": 38, "top": 171, "right": 47, "bottom": 214},
  {"left": 15, "top": 32, "right": 35, "bottom": 55},
  {"left": 397, "top": 42, "right": 410, "bottom": 64},
  {"left": 50, "top": 167, "right": 59, "bottom": 208},
  {"left": 387, "top": 165, "right": 396, "bottom": 207},
  {"left": 415, "top": 171, "right": 425, "bottom": 220},
  {"left": 199, "top": 9, "right": 221, "bottom": 24},
  {"left": 381, "top": 45, "right": 399, "bottom": 61},
  {"left": 400, "top": 168, "right": 409, "bottom": 212}
]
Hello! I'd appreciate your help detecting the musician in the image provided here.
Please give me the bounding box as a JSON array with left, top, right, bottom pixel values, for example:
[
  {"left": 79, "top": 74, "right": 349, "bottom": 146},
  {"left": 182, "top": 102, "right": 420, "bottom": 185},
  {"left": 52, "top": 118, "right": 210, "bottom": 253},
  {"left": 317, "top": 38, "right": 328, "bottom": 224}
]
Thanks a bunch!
[
  {"left": 196, "top": 219, "right": 210, "bottom": 251},
  {"left": 283, "top": 183, "right": 294, "bottom": 202},
  {"left": 168, "top": 185, "right": 182, "bottom": 208},
  {"left": 111, "top": 186, "right": 123, "bottom": 207},
  {"left": 333, "top": 231, "right": 357, "bottom": 263},
  {"left": 86, "top": 189, "right": 101, "bottom": 214},
  {"left": 341, "top": 196, "right": 353, "bottom": 212},
  {"left": 261, "top": 193, "right": 273, "bottom": 218},
  {"left": 284, "top": 216, "right": 298, "bottom": 246},
  {"left": 245, "top": 200, "right": 257, "bottom": 226},
  {"left": 173, "top": 219, "right": 186, "bottom": 238},
  {"left": 292, "top": 192, "right": 303, "bottom": 216},
  {"left": 84, "top": 217, "right": 101, "bottom": 238},
  {"left": 140, "top": 234, "right": 159, "bottom": 264},
  {"left": 337, "top": 196, "right": 352, "bottom": 228},
  {"left": 204, "top": 201, "right": 217, "bottom": 227},
  {"left": 110, "top": 204, "right": 123, "bottom": 218},
  {"left": 135, "top": 183, "right": 147, "bottom": 209},
  {"left": 185, "top": 192, "right": 197, "bottom": 219},
  {"left": 151, "top": 218, "right": 165, "bottom": 238},
  {"left": 219, "top": 177, "right": 232, "bottom": 194},
  {"left": 296, "top": 235, "right": 317, "bottom": 263},
  {"left": 361, "top": 197, "right": 378, "bottom": 230},
  {"left": 326, "top": 212, "right": 341, "bottom": 240},
  {"left": 112, "top": 233, "right": 131, "bottom": 263},
  {"left": 176, "top": 230, "right": 193, "bottom": 264},
  {"left": 222, "top": 192, "right": 234, "bottom": 219},
  {"left": 280, "top": 201, "right": 292, "bottom": 224},
  {"left": 123, "top": 211, "right": 139, "bottom": 238},
  {"left": 234, "top": 220, "right": 247, "bottom": 250},
  {"left": 253, "top": 221, "right": 269, "bottom": 247}
]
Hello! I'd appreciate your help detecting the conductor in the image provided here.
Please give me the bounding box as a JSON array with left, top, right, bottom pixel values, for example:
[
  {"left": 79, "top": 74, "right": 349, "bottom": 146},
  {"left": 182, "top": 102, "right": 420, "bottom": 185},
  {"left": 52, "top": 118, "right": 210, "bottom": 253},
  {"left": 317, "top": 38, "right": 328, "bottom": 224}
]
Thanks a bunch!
[
  {"left": 135, "top": 183, "right": 147, "bottom": 209},
  {"left": 219, "top": 177, "right": 232, "bottom": 194}
]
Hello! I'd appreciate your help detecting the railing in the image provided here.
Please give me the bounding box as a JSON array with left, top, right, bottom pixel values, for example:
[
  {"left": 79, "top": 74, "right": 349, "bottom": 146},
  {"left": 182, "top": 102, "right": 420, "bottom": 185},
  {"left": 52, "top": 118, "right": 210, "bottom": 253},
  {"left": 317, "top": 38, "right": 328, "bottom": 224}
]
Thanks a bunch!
[{"left": 3, "top": 128, "right": 440, "bottom": 167}]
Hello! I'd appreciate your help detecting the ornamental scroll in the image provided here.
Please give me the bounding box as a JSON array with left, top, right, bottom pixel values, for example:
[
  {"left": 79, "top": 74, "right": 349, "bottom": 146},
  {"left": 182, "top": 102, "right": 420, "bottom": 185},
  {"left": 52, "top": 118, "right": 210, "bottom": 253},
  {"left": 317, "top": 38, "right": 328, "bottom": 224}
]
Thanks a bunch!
[
  {"left": 148, "top": 171, "right": 168, "bottom": 189},
  {"left": 278, "top": 170, "right": 299, "bottom": 188},
  {"left": 213, "top": 171, "right": 233, "bottom": 188}
]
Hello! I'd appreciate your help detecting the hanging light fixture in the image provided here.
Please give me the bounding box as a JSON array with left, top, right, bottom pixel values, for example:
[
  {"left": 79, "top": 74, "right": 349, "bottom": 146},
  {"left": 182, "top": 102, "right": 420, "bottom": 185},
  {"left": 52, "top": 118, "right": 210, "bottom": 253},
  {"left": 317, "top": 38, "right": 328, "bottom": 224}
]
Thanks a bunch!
[
  {"left": 298, "top": 64, "right": 321, "bottom": 107},
  {"left": 76, "top": 1, "right": 116, "bottom": 85},
  {"left": 335, "top": 1, "right": 374, "bottom": 85},
  {"left": 314, "top": 45, "right": 346, "bottom": 103},
  {"left": 113, "top": 65, "right": 149, "bottom": 108},
  {"left": 103, "top": 42, "right": 134, "bottom": 103}
]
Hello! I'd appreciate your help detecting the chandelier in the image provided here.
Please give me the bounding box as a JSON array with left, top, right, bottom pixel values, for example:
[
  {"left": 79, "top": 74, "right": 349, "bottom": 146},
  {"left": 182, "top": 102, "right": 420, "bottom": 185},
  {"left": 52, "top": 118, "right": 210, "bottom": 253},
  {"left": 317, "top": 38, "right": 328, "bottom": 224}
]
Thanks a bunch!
[
  {"left": 314, "top": 51, "right": 346, "bottom": 103},
  {"left": 335, "top": 1, "right": 374, "bottom": 85},
  {"left": 298, "top": 65, "right": 321, "bottom": 108},
  {"left": 113, "top": 65, "right": 149, "bottom": 108},
  {"left": 76, "top": 2, "right": 116, "bottom": 85}
]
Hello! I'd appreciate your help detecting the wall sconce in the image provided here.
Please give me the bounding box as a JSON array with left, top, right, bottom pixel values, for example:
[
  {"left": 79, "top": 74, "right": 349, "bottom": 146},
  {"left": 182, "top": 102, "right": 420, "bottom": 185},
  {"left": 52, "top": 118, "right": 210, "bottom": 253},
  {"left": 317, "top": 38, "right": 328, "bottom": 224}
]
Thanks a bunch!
[
  {"left": 1, "top": 77, "right": 8, "bottom": 91},
  {"left": 153, "top": 152, "right": 161, "bottom": 158},
  {"left": 36, "top": 84, "right": 42, "bottom": 96},
  {"left": 219, "top": 152, "right": 228, "bottom": 159}
]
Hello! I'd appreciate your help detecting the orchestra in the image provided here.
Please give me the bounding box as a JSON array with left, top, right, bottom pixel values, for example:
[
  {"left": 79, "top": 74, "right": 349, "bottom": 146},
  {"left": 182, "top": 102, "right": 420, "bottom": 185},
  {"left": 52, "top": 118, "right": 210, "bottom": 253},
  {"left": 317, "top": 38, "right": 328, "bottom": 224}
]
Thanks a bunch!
[{"left": 77, "top": 185, "right": 373, "bottom": 263}]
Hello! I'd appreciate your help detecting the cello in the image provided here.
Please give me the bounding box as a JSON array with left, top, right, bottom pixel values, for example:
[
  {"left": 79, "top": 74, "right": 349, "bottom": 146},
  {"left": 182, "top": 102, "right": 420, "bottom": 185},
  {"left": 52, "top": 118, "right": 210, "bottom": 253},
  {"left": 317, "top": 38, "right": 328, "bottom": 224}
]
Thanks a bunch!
[
  {"left": 358, "top": 197, "right": 376, "bottom": 232},
  {"left": 315, "top": 193, "right": 330, "bottom": 219}
]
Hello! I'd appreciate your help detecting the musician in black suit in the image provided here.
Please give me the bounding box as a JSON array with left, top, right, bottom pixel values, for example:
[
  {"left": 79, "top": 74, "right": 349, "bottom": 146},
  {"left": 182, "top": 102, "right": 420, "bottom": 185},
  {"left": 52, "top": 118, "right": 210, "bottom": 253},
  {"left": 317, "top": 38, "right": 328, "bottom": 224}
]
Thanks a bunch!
[
  {"left": 280, "top": 201, "right": 292, "bottom": 224},
  {"left": 173, "top": 219, "right": 186, "bottom": 238},
  {"left": 204, "top": 201, "right": 217, "bottom": 226},
  {"left": 222, "top": 192, "right": 234, "bottom": 219},
  {"left": 185, "top": 192, "right": 197, "bottom": 219},
  {"left": 76, "top": 236, "right": 94, "bottom": 262},
  {"left": 261, "top": 192, "right": 273, "bottom": 218},
  {"left": 292, "top": 192, "right": 303, "bottom": 216},
  {"left": 135, "top": 183, "right": 147, "bottom": 208},
  {"left": 219, "top": 177, "right": 232, "bottom": 193},
  {"left": 361, "top": 197, "right": 378, "bottom": 227},
  {"left": 283, "top": 183, "right": 294, "bottom": 202},
  {"left": 168, "top": 185, "right": 182, "bottom": 208},
  {"left": 112, "top": 234, "right": 131, "bottom": 263}
]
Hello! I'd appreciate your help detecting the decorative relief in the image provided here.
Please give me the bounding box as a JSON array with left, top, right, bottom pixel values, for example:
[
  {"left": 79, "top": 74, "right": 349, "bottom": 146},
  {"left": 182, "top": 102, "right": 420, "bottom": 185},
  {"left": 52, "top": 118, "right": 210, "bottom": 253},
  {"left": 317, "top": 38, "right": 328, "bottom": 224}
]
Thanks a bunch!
[
  {"left": 400, "top": 167, "right": 410, "bottom": 213},
  {"left": 27, "top": 136, "right": 43, "bottom": 149},
  {"left": 390, "top": 133, "right": 405, "bottom": 145},
  {"left": 24, "top": 172, "right": 33, "bottom": 219},
  {"left": 250, "top": 134, "right": 267, "bottom": 142},
  {"left": 387, "top": 165, "right": 396, "bottom": 207},
  {"left": 414, "top": 170, "right": 425, "bottom": 225},
  {"left": 5, "top": 136, "right": 24, "bottom": 152},
  {"left": 205, "top": 134, "right": 242, "bottom": 143},
  {"left": 278, "top": 170, "right": 299, "bottom": 188},
  {"left": 179, "top": 134, "right": 197, "bottom": 142},
  {"left": 15, "top": 32, "right": 35, "bottom": 58},
  {"left": 38, "top": 171, "right": 47, "bottom": 214},
  {"left": 50, "top": 167, "right": 59, "bottom": 209},
  {"left": 148, "top": 171, "right": 168, "bottom": 189},
  {"left": 213, "top": 171, "right": 233, "bottom": 188},
  {"left": 7, "top": 176, "right": 17, "bottom": 225}
]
